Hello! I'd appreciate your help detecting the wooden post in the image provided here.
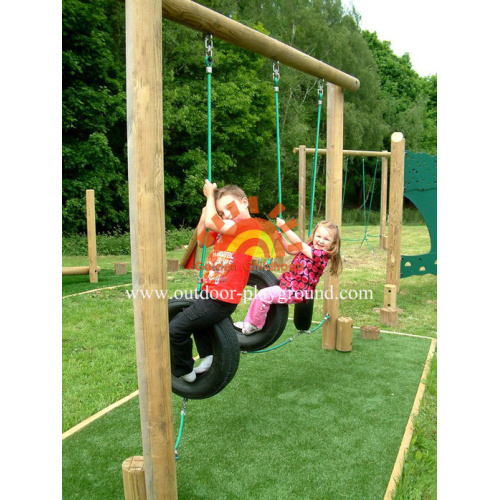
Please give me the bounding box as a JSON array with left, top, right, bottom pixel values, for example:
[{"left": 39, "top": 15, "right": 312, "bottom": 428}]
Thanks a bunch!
[
  {"left": 167, "top": 259, "right": 179, "bottom": 273},
  {"left": 336, "top": 317, "right": 353, "bottom": 352},
  {"left": 323, "top": 83, "right": 343, "bottom": 350},
  {"left": 115, "top": 262, "right": 128, "bottom": 275},
  {"left": 298, "top": 145, "right": 306, "bottom": 241},
  {"left": 179, "top": 229, "right": 198, "bottom": 269},
  {"left": 386, "top": 132, "right": 405, "bottom": 292},
  {"left": 379, "top": 152, "right": 388, "bottom": 250},
  {"left": 126, "top": 0, "right": 177, "bottom": 497},
  {"left": 384, "top": 284, "right": 397, "bottom": 309},
  {"left": 122, "top": 456, "right": 147, "bottom": 500},
  {"left": 86, "top": 189, "right": 98, "bottom": 283},
  {"left": 359, "top": 325, "right": 380, "bottom": 340}
]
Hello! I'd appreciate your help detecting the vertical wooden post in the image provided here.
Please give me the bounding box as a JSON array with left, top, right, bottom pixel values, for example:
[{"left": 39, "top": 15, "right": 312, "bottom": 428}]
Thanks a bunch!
[
  {"left": 386, "top": 132, "right": 405, "bottom": 292},
  {"left": 86, "top": 189, "right": 98, "bottom": 283},
  {"left": 126, "top": 0, "right": 177, "bottom": 498},
  {"left": 122, "top": 457, "right": 147, "bottom": 500},
  {"left": 323, "top": 83, "right": 343, "bottom": 350},
  {"left": 336, "top": 317, "right": 353, "bottom": 352},
  {"left": 384, "top": 284, "right": 397, "bottom": 309},
  {"left": 379, "top": 152, "right": 388, "bottom": 250},
  {"left": 298, "top": 144, "right": 307, "bottom": 241}
]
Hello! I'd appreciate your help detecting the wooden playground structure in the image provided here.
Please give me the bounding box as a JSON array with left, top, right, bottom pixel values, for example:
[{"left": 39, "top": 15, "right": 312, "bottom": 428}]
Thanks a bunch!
[
  {"left": 62, "top": 189, "right": 100, "bottom": 283},
  {"left": 123, "top": 0, "right": 406, "bottom": 497}
]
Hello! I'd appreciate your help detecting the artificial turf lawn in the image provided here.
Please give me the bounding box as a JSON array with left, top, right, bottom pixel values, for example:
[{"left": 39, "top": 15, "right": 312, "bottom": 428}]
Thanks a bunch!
[{"left": 62, "top": 331, "right": 432, "bottom": 499}]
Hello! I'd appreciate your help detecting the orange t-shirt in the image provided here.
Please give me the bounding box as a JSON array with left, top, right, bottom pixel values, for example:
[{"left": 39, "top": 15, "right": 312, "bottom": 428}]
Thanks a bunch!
[{"left": 202, "top": 217, "right": 263, "bottom": 304}]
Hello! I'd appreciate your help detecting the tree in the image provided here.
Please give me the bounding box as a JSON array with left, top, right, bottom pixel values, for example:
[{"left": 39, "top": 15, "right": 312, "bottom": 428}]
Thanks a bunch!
[{"left": 62, "top": 0, "right": 127, "bottom": 233}]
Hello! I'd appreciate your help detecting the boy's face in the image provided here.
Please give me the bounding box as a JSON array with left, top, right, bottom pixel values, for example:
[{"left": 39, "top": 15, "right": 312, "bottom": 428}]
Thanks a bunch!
[{"left": 216, "top": 194, "right": 249, "bottom": 221}]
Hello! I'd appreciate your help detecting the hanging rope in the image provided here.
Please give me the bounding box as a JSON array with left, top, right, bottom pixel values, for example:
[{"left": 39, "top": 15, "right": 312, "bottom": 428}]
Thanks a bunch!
[
  {"left": 342, "top": 156, "right": 379, "bottom": 253},
  {"left": 242, "top": 314, "right": 330, "bottom": 354},
  {"left": 174, "top": 398, "right": 189, "bottom": 460},
  {"left": 197, "top": 35, "right": 213, "bottom": 292},
  {"left": 308, "top": 79, "right": 324, "bottom": 236},
  {"left": 273, "top": 61, "right": 282, "bottom": 218}
]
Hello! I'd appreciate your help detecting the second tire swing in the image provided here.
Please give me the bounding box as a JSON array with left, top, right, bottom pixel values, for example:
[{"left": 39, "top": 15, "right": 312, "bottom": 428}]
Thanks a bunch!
[{"left": 232, "top": 269, "right": 289, "bottom": 352}]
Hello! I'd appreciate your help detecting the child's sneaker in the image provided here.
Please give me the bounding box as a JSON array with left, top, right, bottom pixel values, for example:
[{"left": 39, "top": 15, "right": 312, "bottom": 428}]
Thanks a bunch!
[
  {"left": 180, "top": 370, "right": 196, "bottom": 383},
  {"left": 194, "top": 355, "right": 213, "bottom": 374},
  {"left": 234, "top": 321, "right": 261, "bottom": 335}
]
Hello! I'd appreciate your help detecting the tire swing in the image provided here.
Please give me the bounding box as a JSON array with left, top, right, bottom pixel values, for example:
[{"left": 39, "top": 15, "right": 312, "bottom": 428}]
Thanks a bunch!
[
  {"left": 293, "top": 80, "right": 324, "bottom": 332},
  {"left": 169, "top": 295, "right": 240, "bottom": 400},
  {"left": 169, "top": 35, "right": 240, "bottom": 400},
  {"left": 232, "top": 269, "right": 289, "bottom": 351}
]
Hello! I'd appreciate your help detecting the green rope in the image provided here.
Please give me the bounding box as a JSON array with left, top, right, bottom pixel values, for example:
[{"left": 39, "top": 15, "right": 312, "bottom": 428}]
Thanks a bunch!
[
  {"left": 273, "top": 62, "right": 282, "bottom": 218},
  {"left": 309, "top": 81, "right": 324, "bottom": 236},
  {"left": 174, "top": 398, "right": 188, "bottom": 460},
  {"left": 341, "top": 156, "right": 349, "bottom": 216},
  {"left": 342, "top": 157, "right": 379, "bottom": 253},
  {"left": 243, "top": 314, "right": 330, "bottom": 354},
  {"left": 197, "top": 39, "right": 213, "bottom": 293}
]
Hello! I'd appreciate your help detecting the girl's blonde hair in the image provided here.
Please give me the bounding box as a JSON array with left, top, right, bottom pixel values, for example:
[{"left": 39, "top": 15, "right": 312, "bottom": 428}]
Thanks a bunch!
[{"left": 306, "top": 221, "right": 343, "bottom": 276}]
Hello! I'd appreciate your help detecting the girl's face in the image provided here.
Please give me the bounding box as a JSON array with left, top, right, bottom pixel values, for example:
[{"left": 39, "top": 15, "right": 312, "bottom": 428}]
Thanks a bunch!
[{"left": 313, "top": 225, "right": 335, "bottom": 251}]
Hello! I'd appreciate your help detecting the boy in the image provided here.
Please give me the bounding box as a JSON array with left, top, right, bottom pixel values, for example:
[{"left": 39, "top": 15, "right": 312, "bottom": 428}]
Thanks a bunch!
[{"left": 169, "top": 180, "right": 262, "bottom": 382}]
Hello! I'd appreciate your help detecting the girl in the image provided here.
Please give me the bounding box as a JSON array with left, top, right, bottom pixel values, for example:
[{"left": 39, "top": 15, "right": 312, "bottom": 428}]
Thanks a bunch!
[{"left": 235, "top": 218, "right": 342, "bottom": 335}]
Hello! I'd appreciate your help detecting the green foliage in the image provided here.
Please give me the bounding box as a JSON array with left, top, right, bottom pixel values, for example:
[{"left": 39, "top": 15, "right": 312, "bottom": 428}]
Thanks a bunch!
[
  {"left": 62, "top": 227, "right": 194, "bottom": 256},
  {"left": 62, "top": 0, "right": 437, "bottom": 234}
]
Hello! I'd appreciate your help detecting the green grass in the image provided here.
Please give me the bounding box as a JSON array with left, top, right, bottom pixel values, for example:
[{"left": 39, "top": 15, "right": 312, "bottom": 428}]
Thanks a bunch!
[
  {"left": 62, "top": 224, "right": 437, "bottom": 498},
  {"left": 63, "top": 331, "right": 432, "bottom": 500}
]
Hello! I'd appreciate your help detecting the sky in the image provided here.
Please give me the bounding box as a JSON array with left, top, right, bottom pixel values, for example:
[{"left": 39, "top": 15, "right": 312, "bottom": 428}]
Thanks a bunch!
[{"left": 343, "top": 0, "right": 438, "bottom": 77}]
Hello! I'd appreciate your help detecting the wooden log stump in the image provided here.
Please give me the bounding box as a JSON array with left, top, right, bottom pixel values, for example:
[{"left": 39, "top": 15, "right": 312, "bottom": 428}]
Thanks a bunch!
[
  {"left": 167, "top": 259, "right": 179, "bottom": 273},
  {"left": 115, "top": 262, "right": 127, "bottom": 275},
  {"left": 359, "top": 325, "right": 380, "bottom": 340},
  {"left": 336, "top": 317, "right": 353, "bottom": 352},
  {"left": 380, "top": 307, "right": 398, "bottom": 327},
  {"left": 122, "top": 456, "right": 147, "bottom": 500}
]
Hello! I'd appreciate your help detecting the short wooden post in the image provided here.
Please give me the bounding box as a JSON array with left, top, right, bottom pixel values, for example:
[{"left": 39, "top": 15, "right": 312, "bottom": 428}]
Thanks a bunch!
[
  {"left": 298, "top": 144, "right": 307, "bottom": 241},
  {"left": 336, "top": 317, "right": 353, "bottom": 352},
  {"left": 359, "top": 325, "right": 380, "bottom": 340},
  {"left": 115, "top": 262, "right": 128, "bottom": 275},
  {"left": 381, "top": 235, "right": 388, "bottom": 250},
  {"left": 122, "top": 456, "right": 147, "bottom": 500},
  {"left": 126, "top": 0, "right": 178, "bottom": 497},
  {"left": 380, "top": 307, "right": 398, "bottom": 327},
  {"left": 384, "top": 284, "right": 397, "bottom": 309},
  {"left": 179, "top": 230, "right": 198, "bottom": 269},
  {"left": 386, "top": 132, "right": 405, "bottom": 292},
  {"left": 86, "top": 189, "right": 98, "bottom": 283},
  {"left": 379, "top": 152, "right": 388, "bottom": 250},
  {"left": 323, "top": 83, "right": 344, "bottom": 350},
  {"left": 167, "top": 259, "right": 179, "bottom": 273}
]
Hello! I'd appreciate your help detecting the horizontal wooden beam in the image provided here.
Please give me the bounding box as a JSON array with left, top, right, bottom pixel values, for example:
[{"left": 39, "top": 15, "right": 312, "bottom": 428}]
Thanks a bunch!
[
  {"left": 62, "top": 266, "right": 101, "bottom": 276},
  {"left": 161, "top": 0, "right": 360, "bottom": 92},
  {"left": 293, "top": 147, "right": 391, "bottom": 157}
]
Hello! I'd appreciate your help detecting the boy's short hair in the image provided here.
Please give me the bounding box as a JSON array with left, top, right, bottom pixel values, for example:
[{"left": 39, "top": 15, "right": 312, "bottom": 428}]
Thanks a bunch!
[{"left": 214, "top": 185, "right": 247, "bottom": 201}]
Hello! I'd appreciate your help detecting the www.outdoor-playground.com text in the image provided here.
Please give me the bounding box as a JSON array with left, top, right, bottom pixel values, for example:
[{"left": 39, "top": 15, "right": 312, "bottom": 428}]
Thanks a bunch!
[{"left": 125, "top": 287, "right": 373, "bottom": 302}]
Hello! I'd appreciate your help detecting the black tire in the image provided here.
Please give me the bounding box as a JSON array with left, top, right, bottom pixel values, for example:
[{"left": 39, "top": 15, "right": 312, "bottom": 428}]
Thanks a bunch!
[
  {"left": 293, "top": 297, "right": 315, "bottom": 331},
  {"left": 232, "top": 270, "right": 289, "bottom": 351},
  {"left": 168, "top": 296, "right": 240, "bottom": 400}
]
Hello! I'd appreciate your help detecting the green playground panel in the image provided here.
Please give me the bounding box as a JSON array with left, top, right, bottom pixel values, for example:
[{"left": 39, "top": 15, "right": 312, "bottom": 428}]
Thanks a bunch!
[{"left": 401, "top": 151, "right": 437, "bottom": 278}]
